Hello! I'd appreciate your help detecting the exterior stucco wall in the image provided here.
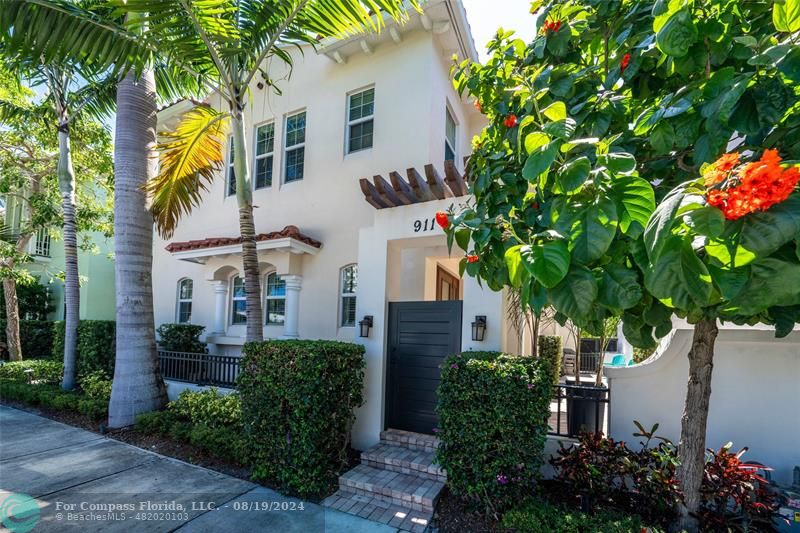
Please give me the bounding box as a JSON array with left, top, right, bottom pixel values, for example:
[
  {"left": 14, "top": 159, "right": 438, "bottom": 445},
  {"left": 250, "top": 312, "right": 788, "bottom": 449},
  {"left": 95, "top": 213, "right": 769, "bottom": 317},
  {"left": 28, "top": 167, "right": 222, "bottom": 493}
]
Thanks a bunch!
[{"left": 607, "top": 326, "right": 800, "bottom": 486}]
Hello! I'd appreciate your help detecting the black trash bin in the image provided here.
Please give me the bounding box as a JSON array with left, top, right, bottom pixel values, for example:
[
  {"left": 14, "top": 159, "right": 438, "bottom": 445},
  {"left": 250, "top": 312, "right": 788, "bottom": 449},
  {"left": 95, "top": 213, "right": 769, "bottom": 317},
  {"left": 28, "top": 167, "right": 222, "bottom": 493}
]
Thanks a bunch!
[{"left": 565, "top": 381, "right": 607, "bottom": 436}]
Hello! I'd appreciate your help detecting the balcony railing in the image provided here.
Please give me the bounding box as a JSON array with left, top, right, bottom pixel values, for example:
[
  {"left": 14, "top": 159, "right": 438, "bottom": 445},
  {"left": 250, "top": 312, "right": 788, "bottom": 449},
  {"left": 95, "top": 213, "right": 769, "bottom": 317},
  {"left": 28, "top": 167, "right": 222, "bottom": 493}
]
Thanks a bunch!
[
  {"left": 549, "top": 383, "right": 610, "bottom": 438},
  {"left": 158, "top": 350, "right": 240, "bottom": 388}
]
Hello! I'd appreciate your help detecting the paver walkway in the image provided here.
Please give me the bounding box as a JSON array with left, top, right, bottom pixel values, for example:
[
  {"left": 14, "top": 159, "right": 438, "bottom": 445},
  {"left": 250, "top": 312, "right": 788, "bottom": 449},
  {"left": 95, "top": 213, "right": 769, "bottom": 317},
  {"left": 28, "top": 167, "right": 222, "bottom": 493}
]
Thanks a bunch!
[{"left": 0, "top": 405, "right": 397, "bottom": 532}]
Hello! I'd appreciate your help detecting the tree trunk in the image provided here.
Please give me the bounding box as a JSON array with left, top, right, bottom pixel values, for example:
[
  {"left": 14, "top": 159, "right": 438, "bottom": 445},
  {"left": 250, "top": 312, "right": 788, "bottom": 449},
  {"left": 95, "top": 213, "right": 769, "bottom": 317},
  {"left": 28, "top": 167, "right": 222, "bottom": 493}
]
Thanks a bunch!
[
  {"left": 107, "top": 67, "right": 167, "bottom": 428},
  {"left": 230, "top": 111, "right": 263, "bottom": 342},
  {"left": 57, "top": 121, "right": 80, "bottom": 390},
  {"left": 3, "top": 276, "right": 22, "bottom": 361},
  {"left": 674, "top": 318, "right": 718, "bottom": 532}
]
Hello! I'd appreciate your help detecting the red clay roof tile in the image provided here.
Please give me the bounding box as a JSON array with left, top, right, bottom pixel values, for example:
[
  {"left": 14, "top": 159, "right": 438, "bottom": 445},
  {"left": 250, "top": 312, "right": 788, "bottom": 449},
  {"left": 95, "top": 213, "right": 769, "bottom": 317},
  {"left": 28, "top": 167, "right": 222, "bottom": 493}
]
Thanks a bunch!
[{"left": 165, "top": 225, "right": 321, "bottom": 253}]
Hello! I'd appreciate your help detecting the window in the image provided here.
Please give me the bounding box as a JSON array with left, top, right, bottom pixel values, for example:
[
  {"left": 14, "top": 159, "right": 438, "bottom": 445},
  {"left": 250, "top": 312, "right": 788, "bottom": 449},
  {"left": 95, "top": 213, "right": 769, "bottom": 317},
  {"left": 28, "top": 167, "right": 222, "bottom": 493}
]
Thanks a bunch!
[
  {"left": 231, "top": 276, "right": 246, "bottom": 325},
  {"left": 347, "top": 88, "right": 374, "bottom": 153},
  {"left": 33, "top": 228, "right": 51, "bottom": 257},
  {"left": 284, "top": 111, "right": 306, "bottom": 182},
  {"left": 445, "top": 107, "right": 457, "bottom": 162},
  {"left": 226, "top": 137, "right": 236, "bottom": 196},
  {"left": 176, "top": 278, "right": 193, "bottom": 323},
  {"left": 264, "top": 272, "right": 285, "bottom": 325},
  {"left": 254, "top": 122, "right": 275, "bottom": 189},
  {"left": 340, "top": 265, "right": 358, "bottom": 327}
]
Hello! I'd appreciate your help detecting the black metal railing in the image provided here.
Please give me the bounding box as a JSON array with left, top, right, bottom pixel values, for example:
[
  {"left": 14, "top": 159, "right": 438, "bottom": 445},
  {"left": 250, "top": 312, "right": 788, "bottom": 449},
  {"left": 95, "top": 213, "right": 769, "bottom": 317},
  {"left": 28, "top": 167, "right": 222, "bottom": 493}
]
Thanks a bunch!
[
  {"left": 158, "top": 350, "right": 241, "bottom": 388},
  {"left": 578, "top": 352, "right": 601, "bottom": 373},
  {"left": 549, "top": 383, "right": 610, "bottom": 438}
]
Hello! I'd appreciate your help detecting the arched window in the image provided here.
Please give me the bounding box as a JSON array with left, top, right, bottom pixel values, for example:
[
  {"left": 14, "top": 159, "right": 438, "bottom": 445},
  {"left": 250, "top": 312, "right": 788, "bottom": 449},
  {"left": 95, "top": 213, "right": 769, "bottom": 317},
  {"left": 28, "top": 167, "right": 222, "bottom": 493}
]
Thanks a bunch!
[
  {"left": 340, "top": 264, "right": 358, "bottom": 327},
  {"left": 265, "top": 272, "right": 286, "bottom": 325},
  {"left": 176, "top": 278, "right": 193, "bottom": 323},
  {"left": 231, "top": 276, "right": 246, "bottom": 325}
]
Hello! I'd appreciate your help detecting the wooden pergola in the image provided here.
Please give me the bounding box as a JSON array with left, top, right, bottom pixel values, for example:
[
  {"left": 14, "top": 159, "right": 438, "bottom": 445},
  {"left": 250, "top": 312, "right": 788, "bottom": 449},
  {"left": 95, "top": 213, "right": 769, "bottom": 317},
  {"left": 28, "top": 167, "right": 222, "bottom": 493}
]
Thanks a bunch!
[{"left": 359, "top": 160, "right": 469, "bottom": 209}]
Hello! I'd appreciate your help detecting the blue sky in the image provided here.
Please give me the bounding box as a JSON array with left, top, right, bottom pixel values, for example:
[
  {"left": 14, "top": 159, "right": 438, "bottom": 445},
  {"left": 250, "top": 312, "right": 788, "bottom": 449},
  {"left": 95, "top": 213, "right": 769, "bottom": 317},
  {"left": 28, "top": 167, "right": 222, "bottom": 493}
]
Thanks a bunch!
[{"left": 462, "top": 0, "right": 537, "bottom": 60}]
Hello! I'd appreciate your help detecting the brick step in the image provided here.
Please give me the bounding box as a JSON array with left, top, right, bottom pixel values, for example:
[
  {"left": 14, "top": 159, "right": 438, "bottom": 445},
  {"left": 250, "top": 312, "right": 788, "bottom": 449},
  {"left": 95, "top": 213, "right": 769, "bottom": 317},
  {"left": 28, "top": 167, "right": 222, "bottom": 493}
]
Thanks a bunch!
[
  {"left": 380, "top": 429, "right": 440, "bottom": 453},
  {"left": 338, "top": 464, "right": 444, "bottom": 513},
  {"left": 361, "top": 442, "right": 445, "bottom": 482},
  {"left": 322, "top": 490, "right": 432, "bottom": 533}
]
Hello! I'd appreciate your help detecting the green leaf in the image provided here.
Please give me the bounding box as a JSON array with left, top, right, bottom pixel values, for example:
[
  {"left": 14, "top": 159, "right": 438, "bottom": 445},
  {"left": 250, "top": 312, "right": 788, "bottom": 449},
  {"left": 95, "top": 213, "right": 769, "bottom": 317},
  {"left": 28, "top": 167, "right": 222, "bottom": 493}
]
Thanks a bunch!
[
  {"left": 524, "top": 132, "right": 550, "bottom": 154},
  {"left": 598, "top": 152, "right": 637, "bottom": 174},
  {"left": 727, "top": 258, "right": 800, "bottom": 315},
  {"left": 644, "top": 237, "right": 713, "bottom": 310},
  {"left": 520, "top": 240, "right": 571, "bottom": 288},
  {"left": 522, "top": 142, "right": 559, "bottom": 183},
  {"left": 707, "top": 263, "right": 750, "bottom": 300},
  {"left": 649, "top": 122, "right": 675, "bottom": 154},
  {"left": 769, "top": 306, "right": 800, "bottom": 338},
  {"left": 504, "top": 245, "right": 526, "bottom": 288},
  {"left": 684, "top": 206, "right": 725, "bottom": 238},
  {"left": 774, "top": 0, "right": 800, "bottom": 32},
  {"left": 454, "top": 228, "right": 471, "bottom": 252},
  {"left": 740, "top": 195, "right": 800, "bottom": 257},
  {"left": 599, "top": 264, "right": 643, "bottom": 310},
  {"left": 779, "top": 47, "right": 800, "bottom": 82},
  {"left": 550, "top": 265, "right": 598, "bottom": 322},
  {"left": 612, "top": 176, "right": 656, "bottom": 237},
  {"left": 556, "top": 156, "right": 591, "bottom": 194},
  {"left": 562, "top": 199, "right": 619, "bottom": 264},
  {"left": 644, "top": 186, "right": 684, "bottom": 260},
  {"left": 542, "top": 101, "right": 567, "bottom": 122},
  {"left": 655, "top": 8, "right": 698, "bottom": 58}
]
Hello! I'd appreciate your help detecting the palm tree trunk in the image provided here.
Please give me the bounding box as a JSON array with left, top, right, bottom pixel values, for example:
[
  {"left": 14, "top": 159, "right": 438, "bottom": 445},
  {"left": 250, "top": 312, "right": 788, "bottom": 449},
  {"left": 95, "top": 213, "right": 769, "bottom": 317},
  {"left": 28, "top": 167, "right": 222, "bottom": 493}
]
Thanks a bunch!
[
  {"left": 107, "top": 66, "right": 167, "bottom": 428},
  {"left": 3, "top": 274, "right": 22, "bottom": 361},
  {"left": 231, "top": 111, "right": 263, "bottom": 342},
  {"left": 674, "top": 318, "right": 718, "bottom": 533},
  {"left": 57, "top": 120, "right": 80, "bottom": 390}
]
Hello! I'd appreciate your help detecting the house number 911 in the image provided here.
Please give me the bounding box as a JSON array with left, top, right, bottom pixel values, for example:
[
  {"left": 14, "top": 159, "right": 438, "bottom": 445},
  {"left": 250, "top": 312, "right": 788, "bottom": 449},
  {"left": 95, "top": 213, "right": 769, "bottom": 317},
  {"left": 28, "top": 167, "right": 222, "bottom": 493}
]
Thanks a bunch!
[{"left": 413, "top": 218, "right": 437, "bottom": 233}]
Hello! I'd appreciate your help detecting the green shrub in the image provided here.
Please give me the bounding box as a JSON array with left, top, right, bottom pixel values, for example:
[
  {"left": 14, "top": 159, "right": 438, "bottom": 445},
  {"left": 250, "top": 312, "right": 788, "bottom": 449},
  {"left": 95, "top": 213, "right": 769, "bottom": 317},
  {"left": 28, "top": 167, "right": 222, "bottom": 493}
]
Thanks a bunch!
[
  {"left": 538, "top": 335, "right": 563, "bottom": 384},
  {"left": 436, "top": 351, "right": 555, "bottom": 513},
  {"left": 0, "top": 379, "right": 60, "bottom": 404},
  {"left": 238, "top": 340, "right": 366, "bottom": 498},
  {"left": 134, "top": 410, "right": 175, "bottom": 434},
  {"left": 168, "top": 388, "right": 241, "bottom": 429},
  {"left": 156, "top": 323, "right": 207, "bottom": 354},
  {"left": 52, "top": 320, "right": 115, "bottom": 377},
  {"left": 79, "top": 371, "right": 112, "bottom": 402},
  {"left": 0, "top": 359, "right": 63, "bottom": 384},
  {"left": 0, "top": 280, "right": 53, "bottom": 321},
  {"left": 0, "top": 320, "right": 56, "bottom": 359},
  {"left": 502, "top": 498, "right": 651, "bottom": 533},
  {"left": 77, "top": 398, "right": 107, "bottom": 420}
]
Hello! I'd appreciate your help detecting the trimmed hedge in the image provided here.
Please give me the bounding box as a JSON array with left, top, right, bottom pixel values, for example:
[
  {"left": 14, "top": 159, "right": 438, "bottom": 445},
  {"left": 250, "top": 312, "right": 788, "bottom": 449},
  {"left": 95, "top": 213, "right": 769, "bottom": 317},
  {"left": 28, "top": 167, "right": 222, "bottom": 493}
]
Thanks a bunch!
[
  {"left": 0, "top": 320, "right": 55, "bottom": 359},
  {"left": 436, "top": 351, "right": 556, "bottom": 512},
  {"left": 156, "top": 323, "right": 207, "bottom": 354},
  {"left": 0, "top": 359, "right": 63, "bottom": 384},
  {"left": 0, "top": 379, "right": 108, "bottom": 420},
  {"left": 52, "top": 320, "right": 116, "bottom": 376},
  {"left": 238, "top": 340, "right": 366, "bottom": 498},
  {"left": 538, "top": 335, "right": 563, "bottom": 383},
  {"left": 502, "top": 498, "right": 651, "bottom": 533}
]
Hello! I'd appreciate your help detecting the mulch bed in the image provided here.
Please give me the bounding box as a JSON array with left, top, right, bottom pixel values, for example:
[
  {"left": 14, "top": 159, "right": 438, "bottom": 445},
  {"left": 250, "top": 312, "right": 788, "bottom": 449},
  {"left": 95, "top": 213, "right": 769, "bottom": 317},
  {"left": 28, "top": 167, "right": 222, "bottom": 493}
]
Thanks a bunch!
[{"left": 433, "top": 487, "right": 505, "bottom": 532}]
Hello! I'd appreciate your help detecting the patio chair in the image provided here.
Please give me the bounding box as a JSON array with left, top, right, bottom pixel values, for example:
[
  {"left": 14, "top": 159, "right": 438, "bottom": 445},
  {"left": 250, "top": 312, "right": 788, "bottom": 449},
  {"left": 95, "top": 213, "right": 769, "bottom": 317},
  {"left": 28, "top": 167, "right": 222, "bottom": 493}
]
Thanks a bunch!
[
  {"left": 627, "top": 359, "right": 635, "bottom": 366},
  {"left": 605, "top": 354, "right": 625, "bottom": 367}
]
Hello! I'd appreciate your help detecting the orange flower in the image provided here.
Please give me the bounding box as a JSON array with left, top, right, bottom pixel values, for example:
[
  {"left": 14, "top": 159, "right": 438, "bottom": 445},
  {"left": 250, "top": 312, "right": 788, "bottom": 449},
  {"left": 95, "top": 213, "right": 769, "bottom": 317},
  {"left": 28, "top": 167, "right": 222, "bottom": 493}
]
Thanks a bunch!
[
  {"left": 504, "top": 114, "right": 518, "bottom": 128},
  {"left": 435, "top": 211, "right": 450, "bottom": 229},
  {"left": 467, "top": 254, "right": 480, "bottom": 263},
  {"left": 474, "top": 100, "right": 483, "bottom": 113},
  {"left": 620, "top": 53, "right": 631, "bottom": 73},
  {"left": 715, "top": 153, "right": 740, "bottom": 172},
  {"left": 541, "top": 19, "right": 562, "bottom": 34}
]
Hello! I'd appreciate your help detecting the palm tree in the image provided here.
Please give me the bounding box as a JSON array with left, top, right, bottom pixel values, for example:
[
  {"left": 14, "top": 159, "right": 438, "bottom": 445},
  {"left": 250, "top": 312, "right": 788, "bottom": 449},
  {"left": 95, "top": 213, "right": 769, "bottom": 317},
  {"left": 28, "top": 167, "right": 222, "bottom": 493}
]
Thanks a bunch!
[{"left": 136, "top": 0, "right": 417, "bottom": 342}]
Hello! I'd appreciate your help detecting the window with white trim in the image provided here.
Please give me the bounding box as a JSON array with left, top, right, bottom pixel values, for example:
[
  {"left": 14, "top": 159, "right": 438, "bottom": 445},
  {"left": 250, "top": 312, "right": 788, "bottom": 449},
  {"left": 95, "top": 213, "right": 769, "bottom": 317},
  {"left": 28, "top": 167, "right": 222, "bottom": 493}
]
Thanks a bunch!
[
  {"left": 445, "top": 107, "right": 457, "bottom": 162},
  {"left": 264, "top": 272, "right": 285, "bottom": 325},
  {"left": 340, "top": 264, "right": 358, "bottom": 327},
  {"left": 176, "top": 278, "right": 193, "bottom": 323},
  {"left": 254, "top": 122, "right": 275, "bottom": 189},
  {"left": 231, "top": 276, "right": 246, "bottom": 325},
  {"left": 226, "top": 137, "right": 236, "bottom": 196},
  {"left": 346, "top": 88, "right": 374, "bottom": 153},
  {"left": 284, "top": 111, "right": 306, "bottom": 182}
]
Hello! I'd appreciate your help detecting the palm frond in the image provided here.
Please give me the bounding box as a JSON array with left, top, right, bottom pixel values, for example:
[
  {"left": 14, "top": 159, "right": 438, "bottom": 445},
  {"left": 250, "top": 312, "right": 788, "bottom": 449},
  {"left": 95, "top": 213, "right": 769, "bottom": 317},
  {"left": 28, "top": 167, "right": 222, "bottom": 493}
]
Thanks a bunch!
[
  {"left": 297, "top": 0, "right": 418, "bottom": 39},
  {"left": 69, "top": 72, "right": 117, "bottom": 120},
  {"left": 146, "top": 104, "right": 230, "bottom": 239}
]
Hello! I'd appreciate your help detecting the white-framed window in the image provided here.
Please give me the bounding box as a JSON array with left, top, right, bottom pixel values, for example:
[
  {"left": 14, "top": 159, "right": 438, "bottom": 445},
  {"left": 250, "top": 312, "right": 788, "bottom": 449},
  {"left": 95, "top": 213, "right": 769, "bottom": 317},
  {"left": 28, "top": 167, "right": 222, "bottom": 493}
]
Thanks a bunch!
[
  {"left": 445, "top": 106, "right": 457, "bottom": 162},
  {"left": 264, "top": 272, "right": 286, "bottom": 325},
  {"left": 254, "top": 122, "right": 275, "bottom": 189},
  {"left": 176, "top": 278, "right": 193, "bottom": 323},
  {"left": 340, "top": 264, "right": 358, "bottom": 327},
  {"left": 346, "top": 87, "right": 374, "bottom": 153},
  {"left": 226, "top": 136, "right": 236, "bottom": 196},
  {"left": 284, "top": 111, "right": 306, "bottom": 183},
  {"left": 231, "top": 275, "right": 246, "bottom": 325}
]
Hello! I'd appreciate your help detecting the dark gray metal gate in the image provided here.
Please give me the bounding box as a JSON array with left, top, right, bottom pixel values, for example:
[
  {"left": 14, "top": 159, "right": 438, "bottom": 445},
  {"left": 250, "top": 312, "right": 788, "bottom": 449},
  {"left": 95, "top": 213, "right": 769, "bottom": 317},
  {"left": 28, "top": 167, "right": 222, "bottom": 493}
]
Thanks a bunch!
[{"left": 386, "top": 301, "right": 463, "bottom": 434}]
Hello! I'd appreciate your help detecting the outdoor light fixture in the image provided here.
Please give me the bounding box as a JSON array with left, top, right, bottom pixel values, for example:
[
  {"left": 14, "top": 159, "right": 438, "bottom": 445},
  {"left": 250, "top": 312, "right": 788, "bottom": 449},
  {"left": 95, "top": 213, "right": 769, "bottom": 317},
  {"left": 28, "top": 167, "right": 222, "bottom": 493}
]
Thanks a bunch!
[
  {"left": 359, "top": 315, "right": 374, "bottom": 338},
  {"left": 471, "top": 316, "right": 487, "bottom": 342}
]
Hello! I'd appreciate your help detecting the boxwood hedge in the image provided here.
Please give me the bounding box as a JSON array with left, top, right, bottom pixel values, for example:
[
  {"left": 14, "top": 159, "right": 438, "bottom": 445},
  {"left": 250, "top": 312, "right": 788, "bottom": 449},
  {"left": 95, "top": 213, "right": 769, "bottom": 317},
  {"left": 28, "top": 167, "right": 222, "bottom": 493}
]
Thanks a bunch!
[{"left": 52, "top": 320, "right": 115, "bottom": 377}]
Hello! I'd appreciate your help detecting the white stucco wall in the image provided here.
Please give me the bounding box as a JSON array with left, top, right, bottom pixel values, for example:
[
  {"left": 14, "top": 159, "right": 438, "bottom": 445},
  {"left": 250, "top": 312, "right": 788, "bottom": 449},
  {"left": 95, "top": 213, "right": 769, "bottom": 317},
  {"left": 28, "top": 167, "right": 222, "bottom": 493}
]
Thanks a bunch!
[{"left": 607, "top": 325, "right": 800, "bottom": 486}]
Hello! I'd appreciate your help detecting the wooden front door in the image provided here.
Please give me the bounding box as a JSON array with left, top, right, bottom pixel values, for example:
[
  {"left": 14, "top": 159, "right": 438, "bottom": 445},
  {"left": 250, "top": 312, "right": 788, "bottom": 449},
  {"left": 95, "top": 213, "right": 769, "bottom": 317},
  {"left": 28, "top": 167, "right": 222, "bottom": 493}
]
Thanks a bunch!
[
  {"left": 436, "top": 266, "right": 460, "bottom": 301},
  {"left": 386, "top": 301, "right": 463, "bottom": 434}
]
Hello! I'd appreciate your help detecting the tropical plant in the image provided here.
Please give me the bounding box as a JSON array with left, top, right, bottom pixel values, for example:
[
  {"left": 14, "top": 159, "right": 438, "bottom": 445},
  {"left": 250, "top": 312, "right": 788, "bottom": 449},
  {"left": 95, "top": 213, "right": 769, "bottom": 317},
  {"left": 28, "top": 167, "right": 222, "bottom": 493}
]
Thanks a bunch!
[{"left": 133, "top": 0, "right": 418, "bottom": 342}]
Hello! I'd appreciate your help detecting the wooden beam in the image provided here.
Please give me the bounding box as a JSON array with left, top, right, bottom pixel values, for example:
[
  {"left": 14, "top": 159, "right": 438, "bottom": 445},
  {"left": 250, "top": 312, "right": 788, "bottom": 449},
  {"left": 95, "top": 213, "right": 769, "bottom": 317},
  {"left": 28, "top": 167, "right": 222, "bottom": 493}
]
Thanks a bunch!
[
  {"left": 389, "top": 27, "right": 402, "bottom": 44},
  {"left": 424, "top": 164, "right": 455, "bottom": 199},
  {"left": 389, "top": 171, "right": 420, "bottom": 204},
  {"left": 406, "top": 168, "right": 436, "bottom": 201},
  {"left": 443, "top": 160, "right": 467, "bottom": 196},
  {"left": 360, "top": 178, "right": 389, "bottom": 209},
  {"left": 373, "top": 174, "right": 404, "bottom": 207}
]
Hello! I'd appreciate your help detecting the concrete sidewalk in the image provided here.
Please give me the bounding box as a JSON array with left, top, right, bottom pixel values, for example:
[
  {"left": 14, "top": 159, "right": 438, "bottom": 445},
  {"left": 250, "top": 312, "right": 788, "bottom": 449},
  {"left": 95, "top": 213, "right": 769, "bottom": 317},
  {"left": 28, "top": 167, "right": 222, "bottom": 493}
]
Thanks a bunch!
[{"left": 0, "top": 405, "right": 399, "bottom": 532}]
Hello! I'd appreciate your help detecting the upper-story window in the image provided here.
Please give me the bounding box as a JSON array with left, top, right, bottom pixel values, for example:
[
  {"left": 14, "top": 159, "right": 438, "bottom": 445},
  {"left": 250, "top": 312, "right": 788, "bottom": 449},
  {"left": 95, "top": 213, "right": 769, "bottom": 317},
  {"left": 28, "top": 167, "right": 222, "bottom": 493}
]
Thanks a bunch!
[
  {"left": 231, "top": 275, "right": 246, "bottom": 325},
  {"left": 347, "top": 88, "right": 374, "bottom": 153},
  {"left": 226, "top": 137, "right": 236, "bottom": 196},
  {"left": 445, "top": 107, "right": 457, "bottom": 162},
  {"left": 284, "top": 111, "right": 306, "bottom": 183},
  {"left": 176, "top": 278, "right": 193, "bottom": 323},
  {"left": 254, "top": 122, "right": 275, "bottom": 189},
  {"left": 340, "top": 264, "right": 358, "bottom": 327},
  {"left": 33, "top": 228, "right": 51, "bottom": 257},
  {"left": 265, "top": 272, "right": 286, "bottom": 325}
]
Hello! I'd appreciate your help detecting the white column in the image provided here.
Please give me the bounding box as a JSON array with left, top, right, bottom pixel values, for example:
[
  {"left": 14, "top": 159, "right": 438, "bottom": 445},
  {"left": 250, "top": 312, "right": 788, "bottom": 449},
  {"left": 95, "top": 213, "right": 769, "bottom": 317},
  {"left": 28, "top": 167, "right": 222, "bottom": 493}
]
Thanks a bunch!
[
  {"left": 282, "top": 275, "right": 302, "bottom": 339},
  {"left": 211, "top": 280, "right": 228, "bottom": 335}
]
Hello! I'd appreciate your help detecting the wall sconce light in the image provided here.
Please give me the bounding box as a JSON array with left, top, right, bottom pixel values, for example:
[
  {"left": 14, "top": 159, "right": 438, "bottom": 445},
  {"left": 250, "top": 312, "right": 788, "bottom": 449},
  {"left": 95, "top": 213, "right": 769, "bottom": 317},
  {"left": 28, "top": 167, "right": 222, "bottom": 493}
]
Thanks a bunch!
[
  {"left": 359, "top": 315, "right": 374, "bottom": 338},
  {"left": 471, "top": 315, "right": 487, "bottom": 342}
]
